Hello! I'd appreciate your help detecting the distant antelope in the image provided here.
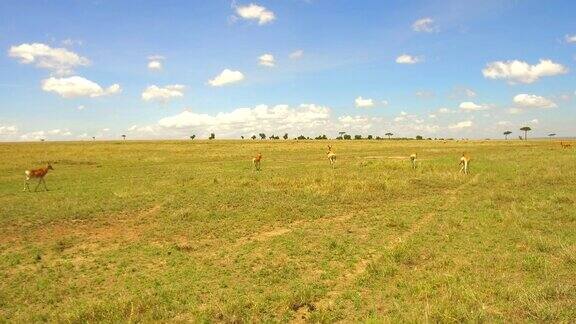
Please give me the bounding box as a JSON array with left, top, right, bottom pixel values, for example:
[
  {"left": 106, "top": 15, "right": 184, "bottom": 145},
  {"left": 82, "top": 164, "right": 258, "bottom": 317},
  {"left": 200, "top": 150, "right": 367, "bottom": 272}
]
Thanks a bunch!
[
  {"left": 560, "top": 141, "right": 572, "bottom": 149},
  {"left": 459, "top": 153, "right": 471, "bottom": 174},
  {"left": 327, "top": 145, "right": 336, "bottom": 168},
  {"left": 24, "top": 163, "right": 54, "bottom": 192},
  {"left": 410, "top": 153, "right": 417, "bottom": 169},
  {"left": 253, "top": 153, "right": 262, "bottom": 171}
]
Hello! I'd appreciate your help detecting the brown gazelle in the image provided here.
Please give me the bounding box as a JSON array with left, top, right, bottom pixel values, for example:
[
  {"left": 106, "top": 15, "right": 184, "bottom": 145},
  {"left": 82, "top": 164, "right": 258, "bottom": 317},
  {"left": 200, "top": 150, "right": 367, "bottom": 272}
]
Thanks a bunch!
[
  {"left": 24, "top": 163, "right": 54, "bottom": 192},
  {"left": 253, "top": 153, "right": 262, "bottom": 171},
  {"left": 459, "top": 153, "right": 471, "bottom": 174},
  {"left": 410, "top": 153, "right": 417, "bottom": 169},
  {"left": 327, "top": 145, "right": 336, "bottom": 168},
  {"left": 560, "top": 141, "right": 572, "bottom": 149}
]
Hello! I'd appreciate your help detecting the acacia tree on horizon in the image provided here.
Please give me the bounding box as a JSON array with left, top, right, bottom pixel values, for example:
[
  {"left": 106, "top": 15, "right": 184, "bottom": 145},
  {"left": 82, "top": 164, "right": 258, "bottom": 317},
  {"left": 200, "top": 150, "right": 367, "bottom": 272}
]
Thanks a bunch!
[
  {"left": 121, "top": 134, "right": 126, "bottom": 140},
  {"left": 385, "top": 132, "right": 393, "bottom": 139},
  {"left": 548, "top": 133, "right": 556, "bottom": 140},
  {"left": 520, "top": 126, "right": 532, "bottom": 140},
  {"left": 503, "top": 130, "right": 512, "bottom": 140}
]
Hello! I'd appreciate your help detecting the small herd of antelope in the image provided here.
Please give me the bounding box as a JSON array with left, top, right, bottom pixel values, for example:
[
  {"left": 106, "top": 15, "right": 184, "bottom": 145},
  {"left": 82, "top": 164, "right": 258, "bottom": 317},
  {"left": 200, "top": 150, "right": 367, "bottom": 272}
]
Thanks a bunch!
[
  {"left": 251, "top": 145, "right": 473, "bottom": 174},
  {"left": 22, "top": 141, "right": 572, "bottom": 192}
]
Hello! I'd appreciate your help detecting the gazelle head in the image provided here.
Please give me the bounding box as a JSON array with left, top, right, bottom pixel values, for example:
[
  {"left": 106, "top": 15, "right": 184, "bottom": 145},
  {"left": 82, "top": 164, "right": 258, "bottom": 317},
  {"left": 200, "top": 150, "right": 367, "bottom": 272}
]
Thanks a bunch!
[{"left": 327, "top": 145, "right": 333, "bottom": 154}]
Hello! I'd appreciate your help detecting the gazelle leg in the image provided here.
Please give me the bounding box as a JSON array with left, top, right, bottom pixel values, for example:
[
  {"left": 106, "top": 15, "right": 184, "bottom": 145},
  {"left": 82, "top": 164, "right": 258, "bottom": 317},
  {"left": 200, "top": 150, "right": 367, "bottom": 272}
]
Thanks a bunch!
[
  {"left": 34, "top": 179, "right": 41, "bottom": 192},
  {"left": 42, "top": 178, "right": 49, "bottom": 191},
  {"left": 24, "top": 179, "right": 30, "bottom": 191}
]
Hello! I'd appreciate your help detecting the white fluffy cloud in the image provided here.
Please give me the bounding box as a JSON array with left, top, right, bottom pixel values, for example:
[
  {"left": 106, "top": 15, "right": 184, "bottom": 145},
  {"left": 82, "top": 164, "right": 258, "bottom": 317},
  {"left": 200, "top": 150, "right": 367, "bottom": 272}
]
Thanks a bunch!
[
  {"left": 0, "top": 125, "right": 18, "bottom": 135},
  {"left": 20, "top": 129, "right": 72, "bottom": 141},
  {"left": 147, "top": 55, "right": 164, "bottom": 71},
  {"left": 235, "top": 3, "right": 275, "bottom": 25},
  {"left": 508, "top": 107, "right": 523, "bottom": 114},
  {"left": 396, "top": 54, "right": 421, "bottom": 64},
  {"left": 355, "top": 96, "right": 374, "bottom": 108},
  {"left": 450, "top": 87, "right": 477, "bottom": 99},
  {"left": 415, "top": 90, "right": 434, "bottom": 98},
  {"left": 41, "top": 76, "right": 121, "bottom": 98},
  {"left": 412, "top": 17, "right": 438, "bottom": 33},
  {"left": 438, "top": 107, "right": 451, "bottom": 114},
  {"left": 158, "top": 104, "right": 330, "bottom": 136},
  {"left": 289, "top": 50, "right": 304, "bottom": 59},
  {"left": 208, "top": 69, "right": 245, "bottom": 87},
  {"left": 513, "top": 94, "right": 557, "bottom": 109},
  {"left": 449, "top": 121, "right": 473, "bottom": 129},
  {"left": 8, "top": 43, "right": 90, "bottom": 75},
  {"left": 565, "top": 34, "right": 576, "bottom": 43},
  {"left": 459, "top": 101, "right": 490, "bottom": 111},
  {"left": 258, "top": 53, "right": 275, "bottom": 67},
  {"left": 141, "top": 85, "right": 185, "bottom": 102},
  {"left": 482, "top": 59, "right": 568, "bottom": 84}
]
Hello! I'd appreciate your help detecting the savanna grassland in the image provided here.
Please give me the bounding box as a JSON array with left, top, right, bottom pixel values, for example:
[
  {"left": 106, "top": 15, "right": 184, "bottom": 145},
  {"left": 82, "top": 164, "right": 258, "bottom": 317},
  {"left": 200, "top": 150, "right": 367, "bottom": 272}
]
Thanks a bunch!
[{"left": 0, "top": 139, "right": 574, "bottom": 322}]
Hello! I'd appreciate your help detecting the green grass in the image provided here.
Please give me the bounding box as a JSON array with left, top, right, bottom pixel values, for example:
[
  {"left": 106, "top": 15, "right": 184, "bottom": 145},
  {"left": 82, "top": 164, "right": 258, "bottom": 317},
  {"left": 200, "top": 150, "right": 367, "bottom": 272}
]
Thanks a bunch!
[{"left": 0, "top": 139, "right": 574, "bottom": 322}]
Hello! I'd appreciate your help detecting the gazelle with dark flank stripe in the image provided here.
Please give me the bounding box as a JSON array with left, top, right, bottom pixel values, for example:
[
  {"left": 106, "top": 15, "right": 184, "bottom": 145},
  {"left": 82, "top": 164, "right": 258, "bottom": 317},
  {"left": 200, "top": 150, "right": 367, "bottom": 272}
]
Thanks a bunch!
[
  {"left": 459, "top": 153, "right": 471, "bottom": 174},
  {"left": 327, "top": 145, "right": 336, "bottom": 168},
  {"left": 253, "top": 153, "right": 262, "bottom": 171},
  {"left": 410, "top": 153, "right": 417, "bottom": 169},
  {"left": 24, "top": 163, "right": 54, "bottom": 192}
]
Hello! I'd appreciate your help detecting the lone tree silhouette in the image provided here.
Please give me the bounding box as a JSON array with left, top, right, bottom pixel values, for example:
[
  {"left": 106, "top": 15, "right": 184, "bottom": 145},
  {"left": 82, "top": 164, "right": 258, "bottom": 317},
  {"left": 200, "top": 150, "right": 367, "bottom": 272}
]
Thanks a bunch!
[
  {"left": 503, "top": 130, "right": 512, "bottom": 140},
  {"left": 385, "top": 132, "right": 393, "bottom": 139},
  {"left": 283, "top": 133, "right": 288, "bottom": 140},
  {"left": 190, "top": 135, "right": 196, "bottom": 140},
  {"left": 251, "top": 135, "right": 257, "bottom": 140},
  {"left": 121, "top": 134, "right": 126, "bottom": 140},
  {"left": 548, "top": 133, "right": 556, "bottom": 140},
  {"left": 92, "top": 136, "right": 96, "bottom": 141},
  {"left": 209, "top": 133, "right": 215, "bottom": 140},
  {"left": 259, "top": 133, "right": 266, "bottom": 140},
  {"left": 520, "top": 126, "right": 531, "bottom": 140}
]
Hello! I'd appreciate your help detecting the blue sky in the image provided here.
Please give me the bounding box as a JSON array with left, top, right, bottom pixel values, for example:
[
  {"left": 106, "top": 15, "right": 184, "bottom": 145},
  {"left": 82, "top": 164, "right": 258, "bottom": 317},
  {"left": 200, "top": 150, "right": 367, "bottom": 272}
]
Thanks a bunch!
[{"left": 0, "top": 0, "right": 575, "bottom": 140}]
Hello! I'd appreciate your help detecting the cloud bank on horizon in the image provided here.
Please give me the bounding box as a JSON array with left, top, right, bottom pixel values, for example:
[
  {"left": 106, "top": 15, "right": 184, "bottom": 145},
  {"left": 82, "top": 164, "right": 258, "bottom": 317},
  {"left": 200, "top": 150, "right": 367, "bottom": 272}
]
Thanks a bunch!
[{"left": 0, "top": 0, "right": 575, "bottom": 141}]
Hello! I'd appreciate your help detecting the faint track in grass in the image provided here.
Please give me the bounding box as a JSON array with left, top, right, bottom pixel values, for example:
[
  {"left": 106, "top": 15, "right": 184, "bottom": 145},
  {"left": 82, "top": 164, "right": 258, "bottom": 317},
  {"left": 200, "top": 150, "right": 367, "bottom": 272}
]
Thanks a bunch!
[{"left": 308, "top": 173, "right": 481, "bottom": 316}]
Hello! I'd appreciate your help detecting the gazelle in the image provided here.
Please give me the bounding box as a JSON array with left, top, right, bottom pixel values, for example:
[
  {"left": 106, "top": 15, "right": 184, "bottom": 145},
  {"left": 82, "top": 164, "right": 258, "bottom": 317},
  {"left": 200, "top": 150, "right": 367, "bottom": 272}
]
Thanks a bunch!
[
  {"left": 24, "top": 163, "right": 54, "bottom": 192},
  {"left": 327, "top": 145, "right": 336, "bottom": 168},
  {"left": 410, "top": 153, "right": 417, "bottom": 169},
  {"left": 560, "top": 141, "right": 572, "bottom": 149},
  {"left": 459, "top": 153, "right": 471, "bottom": 174},
  {"left": 253, "top": 153, "right": 262, "bottom": 171}
]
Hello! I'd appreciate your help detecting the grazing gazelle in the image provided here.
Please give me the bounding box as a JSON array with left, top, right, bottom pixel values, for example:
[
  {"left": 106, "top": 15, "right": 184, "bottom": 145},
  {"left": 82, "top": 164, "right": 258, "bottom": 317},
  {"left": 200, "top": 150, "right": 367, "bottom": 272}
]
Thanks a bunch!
[
  {"left": 410, "top": 153, "right": 417, "bottom": 169},
  {"left": 24, "top": 163, "right": 54, "bottom": 192},
  {"left": 459, "top": 153, "right": 471, "bottom": 174},
  {"left": 253, "top": 153, "right": 262, "bottom": 171},
  {"left": 327, "top": 145, "right": 336, "bottom": 168},
  {"left": 560, "top": 141, "right": 572, "bottom": 149}
]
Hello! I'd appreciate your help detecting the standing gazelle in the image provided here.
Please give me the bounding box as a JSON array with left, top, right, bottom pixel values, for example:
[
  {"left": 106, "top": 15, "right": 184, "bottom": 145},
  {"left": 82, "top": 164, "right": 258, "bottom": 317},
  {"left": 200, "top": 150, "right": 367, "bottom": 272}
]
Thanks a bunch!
[
  {"left": 459, "top": 153, "right": 471, "bottom": 174},
  {"left": 560, "top": 141, "right": 572, "bottom": 149},
  {"left": 253, "top": 153, "right": 262, "bottom": 171},
  {"left": 327, "top": 145, "right": 336, "bottom": 168},
  {"left": 410, "top": 153, "right": 417, "bottom": 169},
  {"left": 24, "top": 163, "right": 54, "bottom": 192}
]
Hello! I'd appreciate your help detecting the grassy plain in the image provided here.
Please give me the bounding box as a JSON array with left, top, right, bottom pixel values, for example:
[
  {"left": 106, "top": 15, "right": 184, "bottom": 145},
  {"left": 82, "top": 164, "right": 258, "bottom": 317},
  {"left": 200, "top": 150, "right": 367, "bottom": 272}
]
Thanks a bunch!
[{"left": 0, "top": 139, "right": 574, "bottom": 322}]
